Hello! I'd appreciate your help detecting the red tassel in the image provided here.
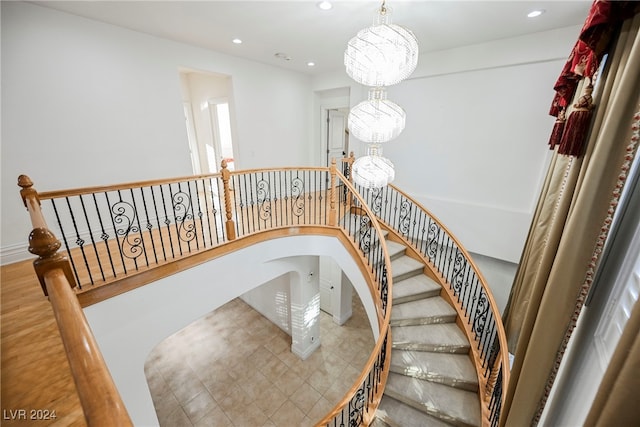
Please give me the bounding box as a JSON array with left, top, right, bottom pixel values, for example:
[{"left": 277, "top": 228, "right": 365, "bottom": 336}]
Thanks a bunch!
[
  {"left": 558, "top": 84, "right": 595, "bottom": 157},
  {"left": 548, "top": 108, "right": 566, "bottom": 150}
]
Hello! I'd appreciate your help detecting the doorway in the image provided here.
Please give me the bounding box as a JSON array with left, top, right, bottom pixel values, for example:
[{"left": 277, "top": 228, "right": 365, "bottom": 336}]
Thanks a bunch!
[{"left": 179, "top": 69, "right": 238, "bottom": 174}]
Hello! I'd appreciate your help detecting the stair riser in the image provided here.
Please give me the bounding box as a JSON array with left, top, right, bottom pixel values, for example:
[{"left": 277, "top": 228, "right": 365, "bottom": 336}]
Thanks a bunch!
[
  {"left": 392, "top": 268, "right": 423, "bottom": 283},
  {"left": 393, "top": 290, "right": 441, "bottom": 305},
  {"left": 390, "top": 315, "right": 457, "bottom": 327},
  {"left": 384, "top": 390, "right": 478, "bottom": 427},
  {"left": 392, "top": 343, "right": 470, "bottom": 354},
  {"left": 389, "top": 366, "right": 479, "bottom": 392}
]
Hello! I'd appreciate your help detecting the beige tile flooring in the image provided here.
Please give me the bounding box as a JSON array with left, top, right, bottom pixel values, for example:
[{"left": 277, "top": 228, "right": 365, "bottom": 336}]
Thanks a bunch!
[{"left": 144, "top": 293, "right": 374, "bottom": 426}]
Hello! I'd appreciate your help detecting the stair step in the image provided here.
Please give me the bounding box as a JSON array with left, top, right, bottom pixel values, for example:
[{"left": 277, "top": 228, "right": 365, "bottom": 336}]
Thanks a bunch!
[
  {"left": 385, "top": 372, "right": 482, "bottom": 427},
  {"left": 376, "top": 395, "right": 452, "bottom": 427},
  {"left": 385, "top": 240, "right": 407, "bottom": 261},
  {"left": 391, "top": 255, "right": 424, "bottom": 282},
  {"left": 391, "top": 296, "right": 457, "bottom": 326},
  {"left": 392, "top": 324, "right": 470, "bottom": 354},
  {"left": 393, "top": 274, "right": 441, "bottom": 304},
  {"left": 390, "top": 349, "right": 479, "bottom": 392}
]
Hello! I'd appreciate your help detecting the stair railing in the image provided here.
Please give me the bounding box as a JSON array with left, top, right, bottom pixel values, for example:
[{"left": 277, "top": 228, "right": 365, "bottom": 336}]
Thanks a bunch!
[
  {"left": 17, "top": 160, "right": 393, "bottom": 426},
  {"left": 17, "top": 175, "right": 133, "bottom": 427},
  {"left": 351, "top": 178, "right": 510, "bottom": 427}
]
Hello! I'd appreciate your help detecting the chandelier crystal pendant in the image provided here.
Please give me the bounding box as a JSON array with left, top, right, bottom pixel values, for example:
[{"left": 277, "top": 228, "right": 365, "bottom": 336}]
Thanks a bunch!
[
  {"left": 348, "top": 87, "right": 406, "bottom": 144},
  {"left": 352, "top": 144, "right": 395, "bottom": 189},
  {"left": 344, "top": 2, "right": 419, "bottom": 87},
  {"left": 345, "top": 0, "right": 418, "bottom": 189}
]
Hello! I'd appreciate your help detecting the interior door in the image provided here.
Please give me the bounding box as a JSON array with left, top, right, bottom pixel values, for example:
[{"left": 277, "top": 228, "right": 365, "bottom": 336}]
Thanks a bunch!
[
  {"left": 319, "top": 256, "right": 341, "bottom": 315},
  {"left": 326, "top": 109, "right": 348, "bottom": 166}
]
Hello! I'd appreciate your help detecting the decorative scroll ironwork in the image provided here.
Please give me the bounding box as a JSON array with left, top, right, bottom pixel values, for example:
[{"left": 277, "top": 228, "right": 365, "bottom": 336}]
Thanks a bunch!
[
  {"left": 111, "top": 199, "right": 144, "bottom": 261},
  {"left": 353, "top": 182, "right": 508, "bottom": 425},
  {"left": 348, "top": 388, "right": 366, "bottom": 427},
  {"left": 290, "top": 176, "right": 305, "bottom": 217},
  {"left": 172, "top": 190, "right": 196, "bottom": 243},
  {"left": 398, "top": 198, "right": 412, "bottom": 236},
  {"left": 256, "top": 178, "right": 272, "bottom": 221}
]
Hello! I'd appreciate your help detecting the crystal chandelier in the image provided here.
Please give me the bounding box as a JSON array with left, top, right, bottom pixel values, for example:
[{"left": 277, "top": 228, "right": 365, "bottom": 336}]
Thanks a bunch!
[
  {"left": 344, "top": 3, "right": 419, "bottom": 87},
  {"left": 345, "top": 1, "right": 418, "bottom": 188},
  {"left": 352, "top": 145, "right": 395, "bottom": 189},
  {"left": 348, "top": 88, "right": 406, "bottom": 144}
]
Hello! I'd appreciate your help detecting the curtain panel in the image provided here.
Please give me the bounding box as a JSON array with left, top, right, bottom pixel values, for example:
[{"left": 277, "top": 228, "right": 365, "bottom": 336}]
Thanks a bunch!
[{"left": 501, "top": 9, "right": 640, "bottom": 426}]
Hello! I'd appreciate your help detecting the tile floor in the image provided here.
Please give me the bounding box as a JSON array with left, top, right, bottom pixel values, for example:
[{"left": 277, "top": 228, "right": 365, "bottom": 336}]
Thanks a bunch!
[{"left": 144, "top": 294, "right": 374, "bottom": 427}]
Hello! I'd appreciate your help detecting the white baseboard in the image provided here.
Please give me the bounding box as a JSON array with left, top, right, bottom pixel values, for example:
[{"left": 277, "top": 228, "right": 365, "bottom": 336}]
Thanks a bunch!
[
  {"left": 333, "top": 308, "right": 352, "bottom": 326},
  {"left": 291, "top": 338, "right": 321, "bottom": 360},
  {"left": 1, "top": 243, "right": 32, "bottom": 265}
]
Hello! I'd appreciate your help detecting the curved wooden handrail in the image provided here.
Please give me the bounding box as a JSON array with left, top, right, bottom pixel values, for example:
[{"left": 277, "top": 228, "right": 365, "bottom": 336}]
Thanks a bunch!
[
  {"left": 19, "top": 176, "right": 133, "bottom": 427},
  {"left": 315, "top": 171, "right": 393, "bottom": 426},
  {"left": 18, "top": 164, "right": 508, "bottom": 426},
  {"left": 381, "top": 183, "right": 510, "bottom": 425}
]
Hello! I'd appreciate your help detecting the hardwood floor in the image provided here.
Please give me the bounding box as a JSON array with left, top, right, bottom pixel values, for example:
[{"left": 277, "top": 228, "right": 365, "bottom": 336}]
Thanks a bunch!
[{"left": 1, "top": 259, "right": 85, "bottom": 426}]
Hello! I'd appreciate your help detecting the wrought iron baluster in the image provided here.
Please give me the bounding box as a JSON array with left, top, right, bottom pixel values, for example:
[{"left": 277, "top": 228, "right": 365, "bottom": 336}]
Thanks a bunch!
[
  {"left": 65, "top": 196, "right": 94, "bottom": 284},
  {"left": 158, "top": 184, "right": 176, "bottom": 259},
  {"left": 78, "top": 194, "right": 105, "bottom": 281},
  {"left": 129, "top": 188, "right": 149, "bottom": 267},
  {"left": 104, "top": 191, "right": 128, "bottom": 274},
  {"left": 139, "top": 187, "right": 159, "bottom": 265},
  {"left": 167, "top": 184, "right": 183, "bottom": 257},
  {"left": 200, "top": 179, "right": 214, "bottom": 248},
  {"left": 93, "top": 193, "right": 117, "bottom": 278},
  {"left": 148, "top": 186, "right": 167, "bottom": 261},
  {"left": 50, "top": 199, "right": 82, "bottom": 287},
  {"left": 188, "top": 180, "right": 203, "bottom": 250}
]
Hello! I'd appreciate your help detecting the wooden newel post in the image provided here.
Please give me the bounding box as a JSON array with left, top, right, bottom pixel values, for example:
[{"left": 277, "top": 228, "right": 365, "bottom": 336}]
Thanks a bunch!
[
  {"left": 347, "top": 151, "right": 355, "bottom": 184},
  {"left": 220, "top": 160, "right": 236, "bottom": 240},
  {"left": 18, "top": 175, "right": 47, "bottom": 229},
  {"left": 18, "top": 175, "right": 76, "bottom": 295},
  {"left": 29, "top": 228, "right": 77, "bottom": 296},
  {"left": 329, "top": 158, "right": 338, "bottom": 226}
]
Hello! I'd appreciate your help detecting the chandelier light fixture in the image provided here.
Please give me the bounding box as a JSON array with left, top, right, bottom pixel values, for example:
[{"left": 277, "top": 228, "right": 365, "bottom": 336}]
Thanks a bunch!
[
  {"left": 352, "top": 144, "right": 396, "bottom": 189},
  {"left": 344, "top": 2, "right": 419, "bottom": 87},
  {"left": 345, "top": 0, "right": 418, "bottom": 188},
  {"left": 348, "top": 87, "right": 406, "bottom": 144}
]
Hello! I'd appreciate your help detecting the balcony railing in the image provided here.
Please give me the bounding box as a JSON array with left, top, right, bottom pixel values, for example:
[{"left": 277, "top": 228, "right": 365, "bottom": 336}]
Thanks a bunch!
[{"left": 18, "top": 158, "right": 508, "bottom": 426}]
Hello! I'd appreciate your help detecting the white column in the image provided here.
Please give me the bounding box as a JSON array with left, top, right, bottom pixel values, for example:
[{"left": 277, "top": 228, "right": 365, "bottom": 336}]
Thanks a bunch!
[{"left": 290, "top": 256, "right": 321, "bottom": 360}]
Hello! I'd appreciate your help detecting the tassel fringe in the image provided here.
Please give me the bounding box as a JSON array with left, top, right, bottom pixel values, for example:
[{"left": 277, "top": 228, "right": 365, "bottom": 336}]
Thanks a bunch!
[{"left": 558, "top": 84, "right": 595, "bottom": 157}]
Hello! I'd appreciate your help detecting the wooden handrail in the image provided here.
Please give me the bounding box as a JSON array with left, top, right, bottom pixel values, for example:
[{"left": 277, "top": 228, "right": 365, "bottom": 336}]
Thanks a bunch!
[
  {"left": 18, "top": 166, "right": 508, "bottom": 426},
  {"left": 315, "top": 172, "right": 393, "bottom": 426},
  {"left": 19, "top": 175, "right": 133, "bottom": 427},
  {"left": 385, "top": 183, "right": 510, "bottom": 425}
]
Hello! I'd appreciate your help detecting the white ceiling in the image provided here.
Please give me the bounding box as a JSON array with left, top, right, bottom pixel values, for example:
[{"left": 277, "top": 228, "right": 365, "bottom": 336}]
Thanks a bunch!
[{"left": 33, "top": 1, "right": 591, "bottom": 75}]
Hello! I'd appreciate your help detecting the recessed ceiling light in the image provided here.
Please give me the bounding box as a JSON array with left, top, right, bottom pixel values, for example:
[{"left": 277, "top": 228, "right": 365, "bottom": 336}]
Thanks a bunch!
[
  {"left": 527, "top": 10, "right": 545, "bottom": 18},
  {"left": 317, "top": 1, "right": 332, "bottom": 11},
  {"left": 232, "top": 38, "right": 242, "bottom": 44},
  {"left": 307, "top": 61, "right": 316, "bottom": 67}
]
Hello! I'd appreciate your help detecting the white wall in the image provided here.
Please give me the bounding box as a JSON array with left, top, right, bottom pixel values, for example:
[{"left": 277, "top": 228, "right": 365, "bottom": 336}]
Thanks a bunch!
[
  {"left": 2, "top": 1, "right": 583, "bottom": 265},
  {"left": 83, "top": 234, "right": 378, "bottom": 426},
  {"left": 313, "top": 26, "right": 581, "bottom": 262},
  {"left": 1, "top": 1, "right": 312, "bottom": 263}
]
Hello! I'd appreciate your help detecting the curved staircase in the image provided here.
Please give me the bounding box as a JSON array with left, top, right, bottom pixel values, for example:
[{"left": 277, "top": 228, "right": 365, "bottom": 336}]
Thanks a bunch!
[{"left": 373, "top": 238, "right": 481, "bottom": 427}]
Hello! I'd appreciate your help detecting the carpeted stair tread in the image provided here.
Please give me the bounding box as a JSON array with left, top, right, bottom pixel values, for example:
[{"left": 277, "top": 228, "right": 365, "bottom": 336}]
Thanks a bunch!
[
  {"left": 393, "top": 274, "right": 441, "bottom": 304},
  {"left": 385, "top": 240, "right": 407, "bottom": 261},
  {"left": 392, "top": 324, "right": 470, "bottom": 353},
  {"left": 390, "top": 296, "right": 457, "bottom": 326},
  {"left": 385, "top": 372, "right": 482, "bottom": 427},
  {"left": 390, "top": 349, "right": 479, "bottom": 392},
  {"left": 390, "top": 255, "right": 424, "bottom": 282},
  {"left": 375, "top": 395, "right": 452, "bottom": 427}
]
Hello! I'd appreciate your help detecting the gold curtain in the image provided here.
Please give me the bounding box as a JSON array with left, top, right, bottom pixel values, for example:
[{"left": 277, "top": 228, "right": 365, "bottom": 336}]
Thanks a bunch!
[
  {"left": 583, "top": 298, "right": 640, "bottom": 426},
  {"left": 501, "top": 14, "right": 640, "bottom": 426}
]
